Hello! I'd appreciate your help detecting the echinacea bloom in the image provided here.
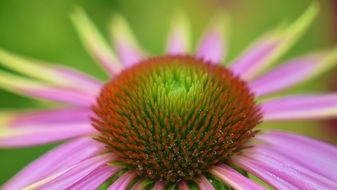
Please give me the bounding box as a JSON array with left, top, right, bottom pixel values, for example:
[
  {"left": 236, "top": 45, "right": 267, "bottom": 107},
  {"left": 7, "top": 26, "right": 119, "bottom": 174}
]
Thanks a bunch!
[{"left": 1, "top": 3, "right": 337, "bottom": 190}]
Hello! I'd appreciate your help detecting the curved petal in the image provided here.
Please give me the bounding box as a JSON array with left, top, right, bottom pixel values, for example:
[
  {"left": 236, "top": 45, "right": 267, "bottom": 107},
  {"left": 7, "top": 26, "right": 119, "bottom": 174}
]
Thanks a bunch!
[
  {"left": 250, "top": 48, "right": 337, "bottom": 96},
  {"left": 197, "top": 13, "right": 229, "bottom": 63},
  {"left": 52, "top": 66, "right": 102, "bottom": 95},
  {"left": 0, "top": 71, "right": 95, "bottom": 106},
  {"left": 197, "top": 176, "right": 215, "bottom": 190},
  {"left": 256, "top": 131, "right": 337, "bottom": 181},
  {"left": 68, "top": 165, "right": 121, "bottom": 189},
  {"left": 108, "top": 171, "right": 136, "bottom": 190},
  {"left": 110, "top": 14, "right": 145, "bottom": 67},
  {"left": 261, "top": 94, "right": 337, "bottom": 121},
  {"left": 211, "top": 165, "right": 266, "bottom": 190},
  {"left": 71, "top": 7, "right": 123, "bottom": 75},
  {"left": 152, "top": 181, "right": 165, "bottom": 190},
  {"left": 0, "top": 122, "right": 97, "bottom": 147},
  {"left": 179, "top": 180, "right": 190, "bottom": 190},
  {"left": 166, "top": 11, "right": 190, "bottom": 54},
  {"left": 230, "top": 3, "right": 318, "bottom": 80},
  {"left": 239, "top": 153, "right": 335, "bottom": 189},
  {"left": 2, "top": 138, "right": 104, "bottom": 190},
  {"left": 233, "top": 157, "right": 299, "bottom": 190},
  {"left": 248, "top": 145, "right": 337, "bottom": 188},
  {"left": 0, "top": 49, "right": 102, "bottom": 94},
  {"left": 2, "top": 108, "right": 92, "bottom": 127},
  {"left": 26, "top": 154, "right": 114, "bottom": 190}
]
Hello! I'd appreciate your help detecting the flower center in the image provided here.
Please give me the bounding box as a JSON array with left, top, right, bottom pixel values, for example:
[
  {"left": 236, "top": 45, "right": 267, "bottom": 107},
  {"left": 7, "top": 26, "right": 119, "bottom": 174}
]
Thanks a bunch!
[{"left": 92, "top": 55, "right": 261, "bottom": 182}]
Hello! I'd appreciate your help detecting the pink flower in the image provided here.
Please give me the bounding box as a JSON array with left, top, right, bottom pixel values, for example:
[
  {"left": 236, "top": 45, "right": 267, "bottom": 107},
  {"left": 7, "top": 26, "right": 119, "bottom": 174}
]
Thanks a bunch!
[{"left": 1, "top": 3, "right": 337, "bottom": 190}]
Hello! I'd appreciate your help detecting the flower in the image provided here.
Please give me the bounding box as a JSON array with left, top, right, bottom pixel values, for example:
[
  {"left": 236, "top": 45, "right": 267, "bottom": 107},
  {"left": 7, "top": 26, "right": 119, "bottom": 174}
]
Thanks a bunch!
[{"left": 1, "top": 3, "right": 337, "bottom": 190}]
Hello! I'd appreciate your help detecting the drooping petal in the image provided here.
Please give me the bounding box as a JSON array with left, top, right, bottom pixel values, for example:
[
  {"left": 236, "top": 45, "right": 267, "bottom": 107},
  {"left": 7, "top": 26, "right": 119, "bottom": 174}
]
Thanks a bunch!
[
  {"left": 26, "top": 154, "right": 114, "bottom": 190},
  {"left": 152, "top": 181, "right": 165, "bottom": 190},
  {"left": 261, "top": 94, "right": 337, "bottom": 121},
  {"left": 2, "top": 108, "right": 92, "bottom": 127},
  {"left": 211, "top": 165, "right": 266, "bottom": 190},
  {"left": 71, "top": 7, "right": 123, "bottom": 75},
  {"left": 0, "top": 122, "right": 97, "bottom": 147},
  {"left": 2, "top": 138, "right": 104, "bottom": 190},
  {"left": 197, "top": 13, "right": 229, "bottom": 63},
  {"left": 179, "top": 180, "right": 190, "bottom": 190},
  {"left": 256, "top": 131, "right": 337, "bottom": 181},
  {"left": 52, "top": 66, "right": 102, "bottom": 95},
  {"left": 68, "top": 165, "right": 121, "bottom": 189},
  {"left": 197, "top": 176, "right": 215, "bottom": 190},
  {"left": 249, "top": 145, "right": 337, "bottom": 188},
  {"left": 0, "top": 49, "right": 102, "bottom": 94},
  {"left": 230, "top": 3, "right": 318, "bottom": 80},
  {"left": 110, "top": 14, "right": 144, "bottom": 67},
  {"left": 233, "top": 156, "right": 300, "bottom": 190},
  {"left": 131, "top": 179, "right": 153, "bottom": 190},
  {"left": 108, "top": 171, "right": 136, "bottom": 190},
  {"left": 0, "top": 70, "right": 95, "bottom": 106},
  {"left": 236, "top": 150, "right": 336, "bottom": 189},
  {"left": 166, "top": 11, "right": 190, "bottom": 54},
  {"left": 250, "top": 48, "right": 337, "bottom": 96}
]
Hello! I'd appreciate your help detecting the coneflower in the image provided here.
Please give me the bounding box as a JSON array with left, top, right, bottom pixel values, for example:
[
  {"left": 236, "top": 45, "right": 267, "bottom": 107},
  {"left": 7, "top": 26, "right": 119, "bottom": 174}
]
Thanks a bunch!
[{"left": 1, "top": 3, "right": 337, "bottom": 190}]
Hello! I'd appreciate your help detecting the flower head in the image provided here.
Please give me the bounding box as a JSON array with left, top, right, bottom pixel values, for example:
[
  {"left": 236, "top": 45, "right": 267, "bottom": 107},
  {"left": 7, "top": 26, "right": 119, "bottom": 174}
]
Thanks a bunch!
[{"left": 1, "top": 2, "right": 337, "bottom": 190}]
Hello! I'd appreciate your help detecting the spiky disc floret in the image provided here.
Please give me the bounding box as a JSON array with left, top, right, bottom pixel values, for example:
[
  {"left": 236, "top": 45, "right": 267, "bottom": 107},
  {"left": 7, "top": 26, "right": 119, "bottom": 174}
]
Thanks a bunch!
[{"left": 92, "top": 55, "right": 261, "bottom": 182}]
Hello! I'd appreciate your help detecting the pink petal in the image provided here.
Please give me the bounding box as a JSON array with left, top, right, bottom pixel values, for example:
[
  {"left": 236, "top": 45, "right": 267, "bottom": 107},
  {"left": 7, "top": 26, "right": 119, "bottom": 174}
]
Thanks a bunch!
[
  {"left": 68, "top": 165, "right": 121, "bottom": 189},
  {"left": 115, "top": 42, "right": 144, "bottom": 67},
  {"left": 261, "top": 94, "right": 337, "bottom": 121},
  {"left": 232, "top": 156, "right": 298, "bottom": 189},
  {"left": 53, "top": 66, "right": 103, "bottom": 95},
  {"left": 110, "top": 15, "right": 144, "bottom": 67},
  {"left": 211, "top": 165, "right": 266, "bottom": 190},
  {"left": 166, "top": 12, "right": 190, "bottom": 55},
  {"left": 197, "top": 28, "right": 225, "bottom": 63},
  {"left": 179, "top": 180, "right": 190, "bottom": 190},
  {"left": 197, "top": 176, "right": 215, "bottom": 190},
  {"left": 257, "top": 131, "right": 337, "bottom": 181},
  {"left": 108, "top": 171, "right": 136, "bottom": 190},
  {"left": 71, "top": 7, "right": 123, "bottom": 75},
  {"left": 248, "top": 145, "right": 337, "bottom": 188},
  {"left": 249, "top": 55, "right": 321, "bottom": 96},
  {"left": 230, "top": 38, "right": 280, "bottom": 80},
  {"left": 35, "top": 154, "right": 113, "bottom": 189},
  {"left": 0, "top": 122, "right": 97, "bottom": 147},
  {"left": 153, "top": 181, "right": 165, "bottom": 190},
  {"left": 22, "top": 87, "right": 96, "bottom": 106},
  {"left": 130, "top": 179, "right": 144, "bottom": 190},
  {"left": 230, "top": 3, "right": 318, "bottom": 80},
  {"left": 7, "top": 108, "right": 92, "bottom": 127},
  {"left": 2, "top": 138, "right": 104, "bottom": 190},
  {"left": 240, "top": 152, "right": 335, "bottom": 189}
]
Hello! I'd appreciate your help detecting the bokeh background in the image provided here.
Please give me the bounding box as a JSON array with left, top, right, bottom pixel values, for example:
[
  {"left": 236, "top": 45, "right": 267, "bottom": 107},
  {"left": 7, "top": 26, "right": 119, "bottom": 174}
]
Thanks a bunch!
[{"left": 0, "top": 0, "right": 336, "bottom": 185}]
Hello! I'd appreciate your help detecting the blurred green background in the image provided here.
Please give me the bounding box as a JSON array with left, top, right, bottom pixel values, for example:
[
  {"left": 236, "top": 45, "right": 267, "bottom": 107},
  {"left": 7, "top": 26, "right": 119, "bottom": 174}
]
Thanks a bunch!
[{"left": 0, "top": 0, "right": 336, "bottom": 185}]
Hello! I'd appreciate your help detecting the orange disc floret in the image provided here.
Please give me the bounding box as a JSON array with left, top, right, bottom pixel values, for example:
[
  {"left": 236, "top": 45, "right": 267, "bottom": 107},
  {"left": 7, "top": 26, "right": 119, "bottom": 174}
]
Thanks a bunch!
[{"left": 92, "top": 55, "right": 261, "bottom": 183}]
